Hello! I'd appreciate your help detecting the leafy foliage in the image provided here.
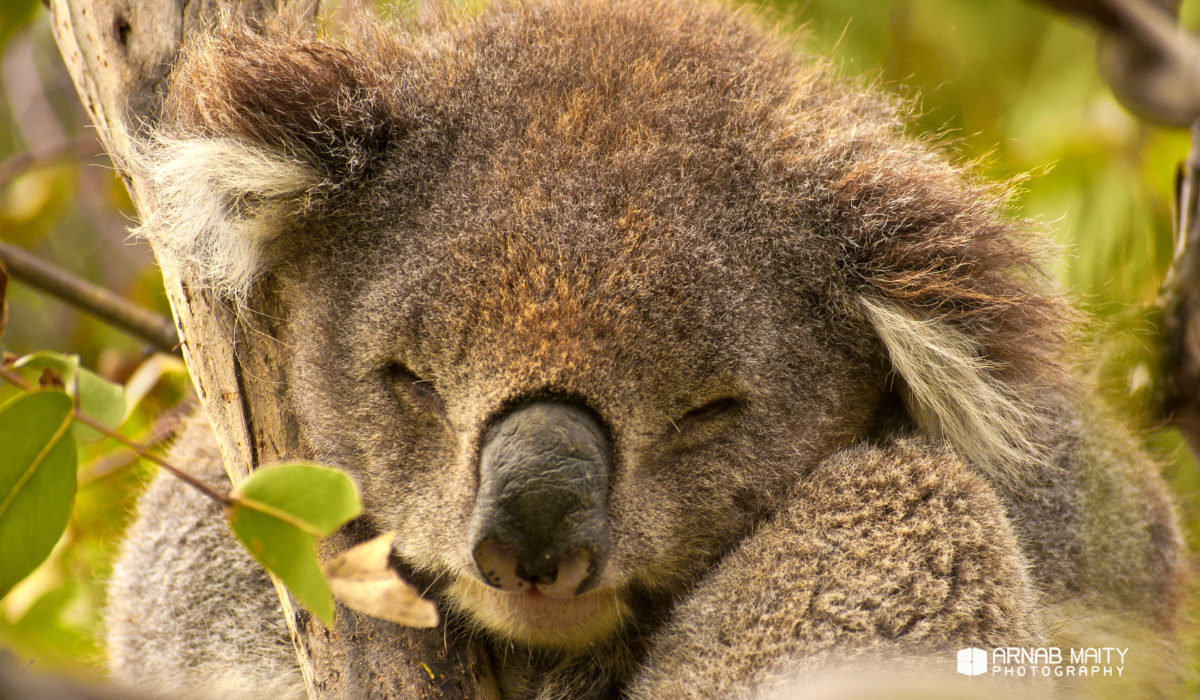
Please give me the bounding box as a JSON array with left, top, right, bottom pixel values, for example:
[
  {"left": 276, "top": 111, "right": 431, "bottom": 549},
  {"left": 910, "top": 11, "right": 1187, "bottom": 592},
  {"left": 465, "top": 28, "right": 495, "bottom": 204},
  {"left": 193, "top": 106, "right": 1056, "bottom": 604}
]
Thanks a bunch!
[{"left": 0, "top": 358, "right": 371, "bottom": 653}]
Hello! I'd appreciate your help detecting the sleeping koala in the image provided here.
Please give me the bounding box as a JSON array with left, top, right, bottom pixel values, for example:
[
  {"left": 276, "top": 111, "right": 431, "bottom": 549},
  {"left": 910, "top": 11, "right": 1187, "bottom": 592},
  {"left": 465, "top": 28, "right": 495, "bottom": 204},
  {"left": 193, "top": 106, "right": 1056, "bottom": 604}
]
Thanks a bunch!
[{"left": 105, "top": 0, "right": 1185, "bottom": 697}]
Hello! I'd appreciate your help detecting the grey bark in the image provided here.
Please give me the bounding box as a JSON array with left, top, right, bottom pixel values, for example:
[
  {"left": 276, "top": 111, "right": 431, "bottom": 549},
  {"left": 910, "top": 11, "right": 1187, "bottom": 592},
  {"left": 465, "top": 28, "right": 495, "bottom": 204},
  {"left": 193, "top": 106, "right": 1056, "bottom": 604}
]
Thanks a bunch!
[{"left": 45, "top": 1, "right": 495, "bottom": 697}]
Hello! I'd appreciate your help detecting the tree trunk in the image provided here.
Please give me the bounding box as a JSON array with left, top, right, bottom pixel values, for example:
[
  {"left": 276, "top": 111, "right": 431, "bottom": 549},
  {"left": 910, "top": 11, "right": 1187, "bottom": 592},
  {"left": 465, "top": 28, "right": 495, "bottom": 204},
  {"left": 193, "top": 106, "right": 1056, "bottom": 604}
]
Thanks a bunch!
[{"left": 45, "top": 1, "right": 495, "bottom": 697}]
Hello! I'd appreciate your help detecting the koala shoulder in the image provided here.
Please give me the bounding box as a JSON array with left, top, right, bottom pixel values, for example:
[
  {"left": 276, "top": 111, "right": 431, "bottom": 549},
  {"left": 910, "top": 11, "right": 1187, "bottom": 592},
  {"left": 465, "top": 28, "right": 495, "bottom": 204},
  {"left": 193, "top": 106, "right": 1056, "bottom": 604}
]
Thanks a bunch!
[
  {"left": 105, "top": 412, "right": 303, "bottom": 700},
  {"left": 627, "top": 438, "right": 1042, "bottom": 699}
]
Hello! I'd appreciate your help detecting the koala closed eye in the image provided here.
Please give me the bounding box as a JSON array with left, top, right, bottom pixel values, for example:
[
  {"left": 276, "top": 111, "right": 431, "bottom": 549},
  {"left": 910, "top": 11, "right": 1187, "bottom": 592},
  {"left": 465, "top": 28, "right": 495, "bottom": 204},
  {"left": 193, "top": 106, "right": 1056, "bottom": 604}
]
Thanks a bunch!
[
  {"left": 672, "top": 396, "right": 742, "bottom": 435},
  {"left": 382, "top": 361, "right": 445, "bottom": 416}
]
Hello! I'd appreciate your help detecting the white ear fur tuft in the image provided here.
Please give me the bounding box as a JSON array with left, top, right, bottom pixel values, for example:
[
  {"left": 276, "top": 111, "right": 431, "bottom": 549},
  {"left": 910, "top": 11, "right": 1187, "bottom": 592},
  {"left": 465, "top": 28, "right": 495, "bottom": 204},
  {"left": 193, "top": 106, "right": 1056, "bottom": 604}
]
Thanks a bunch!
[
  {"left": 130, "top": 136, "right": 321, "bottom": 301},
  {"left": 859, "top": 296, "right": 1053, "bottom": 485}
]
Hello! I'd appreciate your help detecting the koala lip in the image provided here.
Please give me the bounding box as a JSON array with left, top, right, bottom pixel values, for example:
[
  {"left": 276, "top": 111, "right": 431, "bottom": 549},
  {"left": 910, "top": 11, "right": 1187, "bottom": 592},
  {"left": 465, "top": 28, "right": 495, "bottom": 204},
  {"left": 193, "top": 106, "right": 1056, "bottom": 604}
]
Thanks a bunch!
[
  {"left": 469, "top": 400, "right": 612, "bottom": 597},
  {"left": 449, "top": 576, "right": 630, "bottom": 649}
]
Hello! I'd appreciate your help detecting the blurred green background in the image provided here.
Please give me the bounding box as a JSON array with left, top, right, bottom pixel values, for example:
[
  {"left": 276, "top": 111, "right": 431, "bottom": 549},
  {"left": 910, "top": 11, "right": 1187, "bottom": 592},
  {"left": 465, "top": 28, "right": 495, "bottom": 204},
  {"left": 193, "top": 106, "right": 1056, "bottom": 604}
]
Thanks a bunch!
[{"left": 0, "top": 0, "right": 1197, "bottom": 689}]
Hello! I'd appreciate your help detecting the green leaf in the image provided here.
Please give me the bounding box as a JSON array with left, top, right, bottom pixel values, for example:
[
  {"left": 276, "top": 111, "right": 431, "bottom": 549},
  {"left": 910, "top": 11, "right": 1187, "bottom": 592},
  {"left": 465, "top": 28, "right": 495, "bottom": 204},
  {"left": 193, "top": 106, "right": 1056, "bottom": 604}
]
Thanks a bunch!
[
  {"left": 0, "top": 391, "right": 77, "bottom": 599},
  {"left": 10, "top": 352, "right": 126, "bottom": 441},
  {"left": 72, "top": 367, "right": 125, "bottom": 441},
  {"left": 227, "top": 463, "right": 361, "bottom": 626},
  {"left": 8, "top": 351, "right": 78, "bottom": 389}
]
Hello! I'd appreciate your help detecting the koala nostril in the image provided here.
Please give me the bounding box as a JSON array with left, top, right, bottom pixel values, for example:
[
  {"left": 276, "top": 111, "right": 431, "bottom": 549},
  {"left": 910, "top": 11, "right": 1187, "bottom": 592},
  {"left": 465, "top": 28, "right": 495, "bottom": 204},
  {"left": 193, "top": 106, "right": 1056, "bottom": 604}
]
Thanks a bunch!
[
  {"left": 535, "top": 548, "right": 592, "bottom": 600},
  {"left": 474, "top": 539, "right": 529, "bottom": 593}
]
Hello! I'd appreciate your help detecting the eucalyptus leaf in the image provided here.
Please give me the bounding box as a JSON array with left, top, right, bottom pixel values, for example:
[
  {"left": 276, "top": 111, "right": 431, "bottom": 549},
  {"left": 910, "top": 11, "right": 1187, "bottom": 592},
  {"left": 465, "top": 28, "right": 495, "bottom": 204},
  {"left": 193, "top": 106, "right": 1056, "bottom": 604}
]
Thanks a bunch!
[
  {"left": 72, "top": 367, "right": 125, "bottom": 441},
  {"left": 227, "top": 463, "right": 361, "bottom": 626},
  {"left": 0, "top": 391, "right": 77, "bottom": 599},
  {"left": 10, "top": 351, "right": 79, "bottom": 389}
]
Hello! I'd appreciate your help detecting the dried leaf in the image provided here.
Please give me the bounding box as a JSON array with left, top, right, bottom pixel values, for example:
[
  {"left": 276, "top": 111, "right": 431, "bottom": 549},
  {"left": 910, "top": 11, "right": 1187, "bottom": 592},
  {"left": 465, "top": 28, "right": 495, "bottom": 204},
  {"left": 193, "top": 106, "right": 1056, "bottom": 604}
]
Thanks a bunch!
[
  {"left": 38, "top": 367, "right": 64, "bottom": 390},
  {"left": 324, "top": 531, "right": 439, "bottom": 628}
]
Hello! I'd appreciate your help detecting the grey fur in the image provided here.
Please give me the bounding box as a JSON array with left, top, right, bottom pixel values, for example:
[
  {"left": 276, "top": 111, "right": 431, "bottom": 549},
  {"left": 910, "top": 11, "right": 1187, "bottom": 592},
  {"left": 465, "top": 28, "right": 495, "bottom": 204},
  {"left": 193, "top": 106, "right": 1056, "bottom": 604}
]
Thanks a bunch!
[
  {"left": 108, "top": 0, "right": 1185, "bottom": 697},
  {"left": 106, "top": 413, "right": 303, "bottom": 699}
]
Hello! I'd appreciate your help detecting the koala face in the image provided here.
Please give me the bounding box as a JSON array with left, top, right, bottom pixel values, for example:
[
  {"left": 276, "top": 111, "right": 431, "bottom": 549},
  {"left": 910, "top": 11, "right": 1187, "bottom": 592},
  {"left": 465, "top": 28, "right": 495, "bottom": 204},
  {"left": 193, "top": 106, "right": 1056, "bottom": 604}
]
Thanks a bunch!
[
  {"left": 280, "top": 168, "right": 888, "bottom": 645},
  {"left": 140, "top": 0, "right": 1071, "bottom": 651}
]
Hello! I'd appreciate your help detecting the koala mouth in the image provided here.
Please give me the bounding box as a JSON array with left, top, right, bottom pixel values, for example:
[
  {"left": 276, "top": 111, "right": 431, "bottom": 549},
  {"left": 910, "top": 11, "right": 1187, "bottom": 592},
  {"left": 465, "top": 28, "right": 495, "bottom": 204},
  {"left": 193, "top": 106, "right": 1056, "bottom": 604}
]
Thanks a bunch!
[{"left": 448, "top": 576, "right": 630, "bottom": 649}]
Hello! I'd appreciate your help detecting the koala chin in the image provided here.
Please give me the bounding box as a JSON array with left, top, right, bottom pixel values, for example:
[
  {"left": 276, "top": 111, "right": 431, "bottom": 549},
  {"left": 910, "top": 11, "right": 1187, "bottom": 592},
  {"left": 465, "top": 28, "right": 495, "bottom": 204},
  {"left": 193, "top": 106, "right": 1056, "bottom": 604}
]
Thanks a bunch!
[
  {"left": 448, "top": 578, "right": 630, "bottom": 650},
  {"left": 105, "top": 0, "right": 1186, "bottom": 697}
]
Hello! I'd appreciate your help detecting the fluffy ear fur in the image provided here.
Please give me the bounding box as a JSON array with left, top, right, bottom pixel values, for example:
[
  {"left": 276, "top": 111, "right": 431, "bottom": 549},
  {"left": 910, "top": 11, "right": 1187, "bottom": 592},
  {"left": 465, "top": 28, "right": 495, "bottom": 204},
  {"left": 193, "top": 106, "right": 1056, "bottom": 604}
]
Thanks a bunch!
[
  {"left": 860, "top": 296, "right": 1054, "bottom": 484},
  {"left": 131, "top": 136, "right": 319, "bottom": 300},
  {"left": 128, "top": 11, "right": 404, "bottom": 300}
]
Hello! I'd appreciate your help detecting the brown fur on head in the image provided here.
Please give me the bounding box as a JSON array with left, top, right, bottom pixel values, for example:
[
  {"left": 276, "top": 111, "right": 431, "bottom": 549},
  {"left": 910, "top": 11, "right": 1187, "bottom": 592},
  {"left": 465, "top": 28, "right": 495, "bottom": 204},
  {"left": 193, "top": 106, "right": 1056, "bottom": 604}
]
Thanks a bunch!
[{"left": 134, "top": 0, "right": 1081, "bottom": 648}]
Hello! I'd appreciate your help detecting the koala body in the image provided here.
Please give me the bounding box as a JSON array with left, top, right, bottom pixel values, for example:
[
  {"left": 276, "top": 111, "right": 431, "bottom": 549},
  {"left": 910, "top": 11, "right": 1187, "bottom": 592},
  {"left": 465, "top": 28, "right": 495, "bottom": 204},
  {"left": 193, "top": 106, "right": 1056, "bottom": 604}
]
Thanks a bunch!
[{"left": 107, "top": 0, "right": 1185, "bottom": 697}]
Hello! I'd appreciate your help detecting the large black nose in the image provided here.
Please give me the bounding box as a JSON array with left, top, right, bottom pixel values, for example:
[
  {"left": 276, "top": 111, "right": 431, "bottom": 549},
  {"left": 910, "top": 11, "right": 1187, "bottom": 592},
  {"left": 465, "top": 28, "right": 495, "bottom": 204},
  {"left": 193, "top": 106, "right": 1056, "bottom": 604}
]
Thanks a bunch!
[{"left": 468, "top": 400, "right": 611, "bottom": 598}]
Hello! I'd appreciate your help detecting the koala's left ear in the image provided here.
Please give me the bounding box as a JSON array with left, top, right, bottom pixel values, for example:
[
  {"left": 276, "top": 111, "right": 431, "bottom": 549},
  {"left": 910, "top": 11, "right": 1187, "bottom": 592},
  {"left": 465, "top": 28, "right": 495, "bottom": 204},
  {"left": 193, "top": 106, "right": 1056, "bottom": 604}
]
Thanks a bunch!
[
  {"left": 834, "top": 146, "right": 1076, "bottom": 486},
  {"left": 130, "top": 15, "right": 400, "bottom": 301}
]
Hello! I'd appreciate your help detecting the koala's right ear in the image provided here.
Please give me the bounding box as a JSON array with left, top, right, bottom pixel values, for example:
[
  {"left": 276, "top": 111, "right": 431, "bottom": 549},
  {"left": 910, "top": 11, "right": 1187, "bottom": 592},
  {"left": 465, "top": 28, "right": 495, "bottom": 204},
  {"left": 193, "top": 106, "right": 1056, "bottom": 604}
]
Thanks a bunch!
[{"left": 130, "top": 14, "right": 400, "bottom": 301}]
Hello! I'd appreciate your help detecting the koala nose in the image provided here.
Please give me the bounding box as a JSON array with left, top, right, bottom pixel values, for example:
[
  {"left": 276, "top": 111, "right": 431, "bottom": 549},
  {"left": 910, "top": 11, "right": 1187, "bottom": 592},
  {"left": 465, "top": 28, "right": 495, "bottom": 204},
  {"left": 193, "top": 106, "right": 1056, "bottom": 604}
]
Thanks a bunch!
[{"left": 469, "top": 400, "right": 612, "bottom": 598}]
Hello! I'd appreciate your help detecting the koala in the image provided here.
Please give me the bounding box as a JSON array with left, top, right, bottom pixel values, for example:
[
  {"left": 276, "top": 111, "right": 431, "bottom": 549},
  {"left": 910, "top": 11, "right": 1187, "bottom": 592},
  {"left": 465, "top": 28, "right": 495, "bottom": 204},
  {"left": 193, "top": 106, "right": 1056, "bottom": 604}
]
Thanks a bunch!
[{"left": 105, "top": 0, "right": 1186, "bottom": 697}]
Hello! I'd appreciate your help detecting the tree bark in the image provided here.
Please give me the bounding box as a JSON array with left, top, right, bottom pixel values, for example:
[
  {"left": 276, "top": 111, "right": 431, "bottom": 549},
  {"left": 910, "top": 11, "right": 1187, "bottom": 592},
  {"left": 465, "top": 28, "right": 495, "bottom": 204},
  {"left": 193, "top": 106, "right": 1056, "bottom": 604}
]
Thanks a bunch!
[{"left": 45, "top": 1, "right": 495, "bottom": 697}]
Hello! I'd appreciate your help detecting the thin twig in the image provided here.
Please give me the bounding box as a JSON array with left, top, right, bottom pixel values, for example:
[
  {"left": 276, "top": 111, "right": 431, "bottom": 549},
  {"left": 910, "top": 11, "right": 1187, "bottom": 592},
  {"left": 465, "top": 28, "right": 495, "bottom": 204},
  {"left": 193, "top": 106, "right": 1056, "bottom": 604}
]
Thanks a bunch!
[
  {"left": 1168, "top": 119, "right": 1200, "bottom": 289},
  {"left": 0, "top": 364, "right": 229, "bottom": 506},
  {"left": 0, "top": 136, "right": 105, "bottom": 187},
  {"left": 81, "top": 407, "right": 184, "bottom": 484},
  {"left": 0, "top": 241, "right": 180, "bottom": 354},
  {"left": 1157, "top": 117, "right": 1200, "bottom": 454}
]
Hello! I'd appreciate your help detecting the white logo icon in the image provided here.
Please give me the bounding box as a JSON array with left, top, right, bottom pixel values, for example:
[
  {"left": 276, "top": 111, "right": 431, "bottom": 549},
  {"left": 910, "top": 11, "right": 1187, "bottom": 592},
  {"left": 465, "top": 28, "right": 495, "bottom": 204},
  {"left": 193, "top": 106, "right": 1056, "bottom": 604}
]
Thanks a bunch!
[{"left": 957, "top": 648, "right": 988, "bottom": 676}]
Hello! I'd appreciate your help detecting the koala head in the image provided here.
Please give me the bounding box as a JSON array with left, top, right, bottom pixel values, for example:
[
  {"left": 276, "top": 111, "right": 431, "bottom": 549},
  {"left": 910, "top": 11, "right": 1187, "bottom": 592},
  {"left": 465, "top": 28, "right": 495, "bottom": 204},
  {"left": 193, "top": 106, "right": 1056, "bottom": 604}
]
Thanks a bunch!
[{"left": 135, "top": 0, "right": 1074, "bottom": 649}]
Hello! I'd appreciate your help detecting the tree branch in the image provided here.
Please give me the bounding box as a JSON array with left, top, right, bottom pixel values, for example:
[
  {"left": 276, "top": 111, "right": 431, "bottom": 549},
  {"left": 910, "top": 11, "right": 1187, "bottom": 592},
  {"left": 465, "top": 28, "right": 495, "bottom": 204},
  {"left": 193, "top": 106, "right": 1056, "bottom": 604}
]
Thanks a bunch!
[
  {"left": 0, "top": 136, "right": 104, "bottom": 187},
  {"left": 1031, "top": 0, "right": 1200, "bottom": 126},
  {"left": 0, "top": 242, "right": 179, "bottom": 354}
]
